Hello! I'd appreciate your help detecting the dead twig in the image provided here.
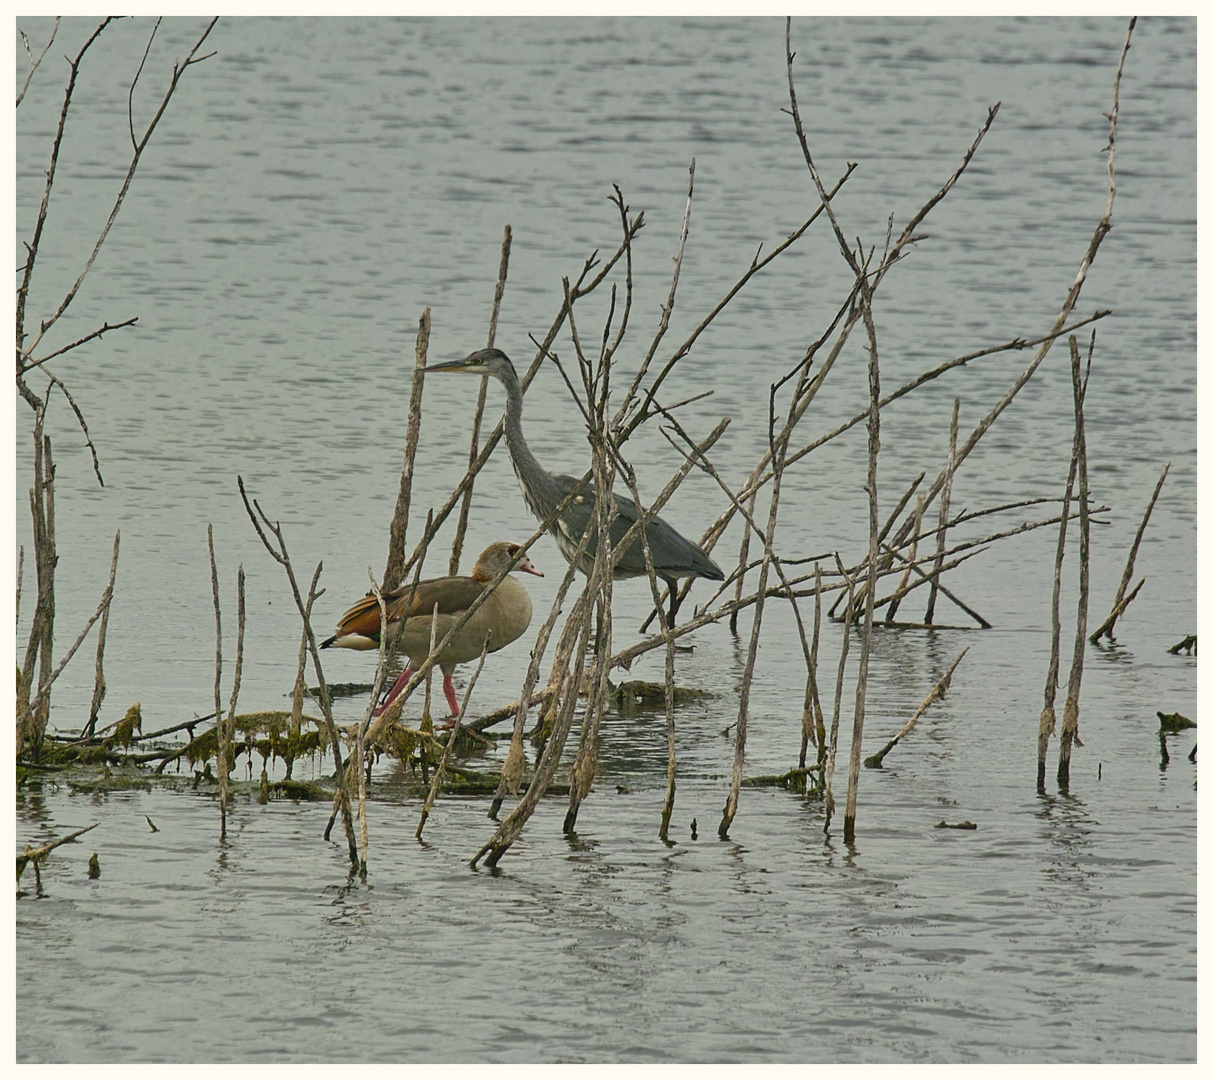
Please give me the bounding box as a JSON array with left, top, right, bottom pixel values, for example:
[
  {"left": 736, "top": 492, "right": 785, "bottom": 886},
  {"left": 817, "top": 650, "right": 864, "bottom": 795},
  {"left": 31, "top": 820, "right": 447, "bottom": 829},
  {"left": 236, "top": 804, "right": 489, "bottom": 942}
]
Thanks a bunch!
[
  {"left": 1090, "top": 462, "right": 1169, "bottom": 643},
  {"left": 865, "top": 648, "right": 968, "bottom": 768}
]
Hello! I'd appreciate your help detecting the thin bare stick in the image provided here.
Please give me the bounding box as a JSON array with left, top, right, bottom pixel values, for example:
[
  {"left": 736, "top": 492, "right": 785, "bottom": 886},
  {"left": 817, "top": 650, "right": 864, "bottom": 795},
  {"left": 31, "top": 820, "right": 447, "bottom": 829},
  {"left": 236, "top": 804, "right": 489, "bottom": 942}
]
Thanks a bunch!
[
  {"left": 16, "top": 546, "right": 25, "bottom": 632},
  {"left": 17, "top": 317, "right": 140, "bottom": 376},
  {"left": 719, "top": 409, "right": 788, "bottom": 838},
  {"left": 21, "top": 18, "right": 219, "bottom": 360},
  {"left": 1090, "top": 462, "right": 1169, "bottom": 643},
  {"left": 16, "top": 18, "right": 115, "bottom": 353},
  {"left": 1058, "top": 338, "right": 1092, "bottom": 788},
  {"left": 864, "top": 648, "right": 969, "bottom": 769},
  {"left": 385, "top": 307, "right": 431, "bottom": 591},
  {"left": 417, "top": 637, "right": 492, "bottom": 840},
  {"left": 16, "top": 18, "right": 60, "bottom": 108},
  {"left": 617, "top": 457, "right": 679, "bottom": 841},
  {"left": 19, "top": 519, "right": 117, "bottom": 725},
  {"left": 925, "top": 399, "right": 960, "bottom": 624},
  {"left": 843, "top": 280, "right": 882, "bottom": 845},
  {"left": 451, "top": 228, "right": 513, "bottom": 575},
  {"left": 84, "top": 531, "right": 120, "bottom": 739},
  {"left": 207, "top": 525, "right": 227, "bottom": 839},
  {"left": 225, "top": 565, "right": 245, "bottom": 794},
  {"left": 238, "top": 477, "right": 358, "bottom": 864},
  {"left": 474, "top": 590, "right": 595, "bottom": 868},
  {"left": 823, "top": 556, "right": 856, "bottom": 834}
]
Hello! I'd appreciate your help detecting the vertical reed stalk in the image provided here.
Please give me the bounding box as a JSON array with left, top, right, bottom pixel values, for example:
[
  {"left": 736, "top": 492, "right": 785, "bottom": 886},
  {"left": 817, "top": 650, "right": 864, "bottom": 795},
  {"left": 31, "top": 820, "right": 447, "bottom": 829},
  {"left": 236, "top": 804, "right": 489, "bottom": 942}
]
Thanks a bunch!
[
  {"left": 719, "top": 432, "right": 786, "bottom": 838},
  {"left": 489, "top": 538, "right": 588, "bottom": 820},
  {"left": 384, "top": 307, "right": 431, "bottom": 591},
  {"left": 417, "top": 640, "right": 490, "bottom": 840},
  {"left": 207, "top": 526, "right": 227, "bottom": 838},
  {"left": 220, "top": 566, "right": 245, "bottom": 839},
  {"left": 1058, "top": 337, "right": 1092, "bottom": 788},
  {"left": 925, "top": 399, "right": 960, "bottom": 624},
  {"left": 619, "top": 460, "right": 679, "bottom": 840},
  {"left": 843, "top": 290, "right": 882, "bottom": 844},
  {"left": 1038, "top": 434, "right": 1079, "bottom": 791},
  {"left": 451, "top": 226, "right": 512, "bottom": 575},
  {"left": 474, "top": 589, "right": 595, "bottom": 868},
  {"left": 239, "top": 477, "right": 359, "bottom": 865},
  {"left": 798, "top": 562, "right": 825, "bottom": 770},
  {"left": 823, "top": 557, "right": 856, "bottom": 833},
  {"left": 563, "top": 313, "right": 618, "bottom": 837},
  {"left": 16, "top": 546, "right": 24, "bottom": 634}
]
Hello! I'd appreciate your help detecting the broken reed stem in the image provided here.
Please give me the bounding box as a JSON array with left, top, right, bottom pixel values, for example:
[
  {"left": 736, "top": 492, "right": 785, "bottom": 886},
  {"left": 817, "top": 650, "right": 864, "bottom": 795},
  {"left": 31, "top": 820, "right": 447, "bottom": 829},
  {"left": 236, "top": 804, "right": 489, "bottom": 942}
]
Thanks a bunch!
[
  {"left": 207, "top": 525, "right": 227, "bottom": 839},
  {"left": 17, "top": 821, "right": 99, "bottom": 884},
  {"left": 489, "top": 529, "right": 590, "bottom": 820},
  {"left": 798, "top": 563, "right": 826, "bottom": 770},
  {"left": 618, "top": 459, "right": 679, "bottom": 841},
  {"left": 238, "top": 477, "right": 358, "bottom": 866},
  {"left": 865, "top": 647, "right": 968, "bottom": 768},
  {"left": 1058, "top": 337, "right": 1092, "bottom": 789},
  {"left": 720, "top": 420, "right": 789, "bottom": 838},
  {"left": 451, "top": 228, "right": 513, "bottom": 576},
  {"left": 823, "top": 556, "right": 856, "bottom": 833},
  {"left": 15, "top": 18, "right": 60, "bottom": 110},
  {"left": 417, "top": 639, "right": 492, "bottom": 841},
  {"left": 20, "top": 417, "right": 55, "bottom": 760},
  {"left": 884, "top": 494, "right": 924, "bottom": 624},
  {"left": 843, "top": 289, "right": 882, "bottom": 845},
  {"left": 474, "top": 589, "right": 595, "bottom": 868},
  {"left": 1040, "top": 345, "right": 1083, "bottom": 790},
  {"left": 15, "top": 545, "right": 24, "bottom": 634},
  {"left": 384, "top": 307, "right": 431, "bottom": 592},
  {"left": 926, "top": 399, "right": 960, "bottom": 624},
  {"left": 1090, "top": 461, "right": 1169, "bottom": 643},
  {"left": 20, "top": 519, "right": 115, "bottom": 739},
  {"left": 220, "top": 565, "right": 245, "bottom": 835},
  {"left": 563, "top": 332, "right": 619, "bottom": 837},
  {"left": 84, "top": 531, "right": 120, "bottom": 739}
]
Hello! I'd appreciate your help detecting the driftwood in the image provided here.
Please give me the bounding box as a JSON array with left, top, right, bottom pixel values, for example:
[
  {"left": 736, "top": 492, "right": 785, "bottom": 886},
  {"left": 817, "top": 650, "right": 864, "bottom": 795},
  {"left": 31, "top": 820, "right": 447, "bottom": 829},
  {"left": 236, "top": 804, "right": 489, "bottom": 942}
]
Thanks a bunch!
[
  {"left": 865, "top": 648, "right": 969, "bottom": 769},
  {"left": 17, "top": 822, "right": 99, "bottom": 886}
]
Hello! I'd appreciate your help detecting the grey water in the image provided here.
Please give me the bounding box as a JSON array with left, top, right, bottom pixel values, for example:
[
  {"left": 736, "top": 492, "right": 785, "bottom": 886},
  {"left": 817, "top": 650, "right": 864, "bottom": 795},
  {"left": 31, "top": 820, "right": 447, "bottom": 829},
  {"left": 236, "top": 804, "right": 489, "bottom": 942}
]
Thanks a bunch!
[{"left": 13, "top": 16, "right": 1196, "bottom": 1063}]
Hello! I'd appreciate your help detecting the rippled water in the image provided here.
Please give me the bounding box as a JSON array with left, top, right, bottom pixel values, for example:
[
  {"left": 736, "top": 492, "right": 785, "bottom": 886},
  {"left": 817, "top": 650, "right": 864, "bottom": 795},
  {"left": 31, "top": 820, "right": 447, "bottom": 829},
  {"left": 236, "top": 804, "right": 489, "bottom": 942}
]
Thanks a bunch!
[{"left": 14, "top": 16, "right": 1196, "bottom": 1063}]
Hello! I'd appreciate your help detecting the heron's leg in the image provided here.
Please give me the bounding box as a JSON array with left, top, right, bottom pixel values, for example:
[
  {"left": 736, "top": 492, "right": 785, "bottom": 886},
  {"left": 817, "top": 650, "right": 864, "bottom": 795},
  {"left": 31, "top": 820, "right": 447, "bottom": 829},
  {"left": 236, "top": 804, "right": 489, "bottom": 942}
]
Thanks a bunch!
[
  {"left": 441, "top": 673, "right": 462, "bottom": 717},
  {"left": 373, "top": 665, "right": 413, "bottom": 716},
  {"left": 664, "top": 576, "right": 681, "bottom": 627}
]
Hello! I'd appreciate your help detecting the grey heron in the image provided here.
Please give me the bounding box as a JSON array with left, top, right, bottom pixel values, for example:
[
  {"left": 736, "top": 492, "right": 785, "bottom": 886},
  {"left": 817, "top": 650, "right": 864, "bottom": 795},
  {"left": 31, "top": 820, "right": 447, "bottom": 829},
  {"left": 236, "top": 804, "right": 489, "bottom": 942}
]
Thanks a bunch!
[{"left": 427, "top": 348, "right": 723, "bottom": 624}]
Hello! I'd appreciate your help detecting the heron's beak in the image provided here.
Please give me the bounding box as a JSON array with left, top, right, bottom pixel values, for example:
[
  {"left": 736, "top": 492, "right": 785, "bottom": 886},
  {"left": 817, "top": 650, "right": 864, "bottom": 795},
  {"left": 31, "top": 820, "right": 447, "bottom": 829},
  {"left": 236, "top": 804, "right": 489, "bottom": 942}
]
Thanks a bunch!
[{"left": 426, "top": 358, "right": 480, "bottom": 375}]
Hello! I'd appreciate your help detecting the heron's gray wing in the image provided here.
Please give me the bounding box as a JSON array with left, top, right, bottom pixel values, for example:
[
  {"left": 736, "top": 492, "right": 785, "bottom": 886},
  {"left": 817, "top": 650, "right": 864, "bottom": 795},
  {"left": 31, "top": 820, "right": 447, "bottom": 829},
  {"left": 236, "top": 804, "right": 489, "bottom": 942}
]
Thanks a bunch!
[{"left": 612, "top": 490, "right": 723, "bottom": 579}]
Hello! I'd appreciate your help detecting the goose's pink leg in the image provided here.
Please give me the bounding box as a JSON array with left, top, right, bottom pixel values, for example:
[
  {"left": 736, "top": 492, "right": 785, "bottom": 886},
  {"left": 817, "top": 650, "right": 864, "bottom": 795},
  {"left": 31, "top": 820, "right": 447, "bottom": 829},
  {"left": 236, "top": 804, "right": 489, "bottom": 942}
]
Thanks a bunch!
[
  {"left": 373, "top": 666, "right": 413, "bottom": 716},
  {"left": 442, "top": 673, "right": 462, "bottom": 718}
]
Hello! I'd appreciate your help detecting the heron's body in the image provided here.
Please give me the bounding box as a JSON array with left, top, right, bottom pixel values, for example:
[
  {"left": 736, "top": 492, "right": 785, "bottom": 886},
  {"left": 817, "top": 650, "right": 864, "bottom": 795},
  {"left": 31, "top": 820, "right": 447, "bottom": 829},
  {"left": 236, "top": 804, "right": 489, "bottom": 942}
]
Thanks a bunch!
[
  {"left": 427, "top": 348, "right": 723, "bottom": 622},
  {"left": 321, "top": 541, "right": 541, "bottom": 717}
]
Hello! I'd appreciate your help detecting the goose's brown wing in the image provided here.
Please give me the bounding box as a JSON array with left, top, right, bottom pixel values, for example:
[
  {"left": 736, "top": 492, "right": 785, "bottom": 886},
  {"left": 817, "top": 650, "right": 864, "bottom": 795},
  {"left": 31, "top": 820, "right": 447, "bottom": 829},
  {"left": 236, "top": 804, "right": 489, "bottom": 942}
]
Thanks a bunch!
[{"left": 333, "top": 575, "right": 487, "bottom": 644}]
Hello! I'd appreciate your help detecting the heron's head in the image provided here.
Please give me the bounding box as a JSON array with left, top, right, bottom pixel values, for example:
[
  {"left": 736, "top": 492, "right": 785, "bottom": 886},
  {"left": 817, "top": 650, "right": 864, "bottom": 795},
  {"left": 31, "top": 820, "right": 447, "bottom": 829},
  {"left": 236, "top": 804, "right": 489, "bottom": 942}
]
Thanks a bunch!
[{"left": 427, "top": 347, "right": 516, "bottom": 382}]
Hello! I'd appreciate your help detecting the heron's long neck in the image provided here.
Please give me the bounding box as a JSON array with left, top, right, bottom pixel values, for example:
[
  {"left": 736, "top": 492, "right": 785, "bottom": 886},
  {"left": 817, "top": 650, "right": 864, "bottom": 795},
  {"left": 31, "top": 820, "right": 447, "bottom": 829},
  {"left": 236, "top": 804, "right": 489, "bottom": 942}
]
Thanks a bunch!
[{"left": 498, "top": 369, "right": 549, "bottom": 488}]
